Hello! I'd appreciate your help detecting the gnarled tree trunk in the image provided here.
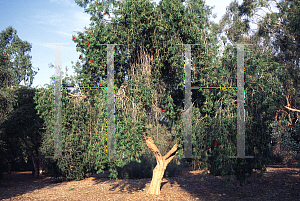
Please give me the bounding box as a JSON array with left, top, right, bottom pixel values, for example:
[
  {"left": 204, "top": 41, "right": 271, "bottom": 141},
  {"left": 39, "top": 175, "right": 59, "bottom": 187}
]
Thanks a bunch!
[{"left": 142, "top": 135, "right": 178, "bottom": 195}]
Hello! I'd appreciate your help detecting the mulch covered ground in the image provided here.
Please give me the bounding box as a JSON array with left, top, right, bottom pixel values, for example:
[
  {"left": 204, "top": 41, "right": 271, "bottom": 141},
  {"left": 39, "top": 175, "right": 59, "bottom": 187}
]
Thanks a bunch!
[{"left": 0, "top": 162, "right": 299, "bottom": 201}]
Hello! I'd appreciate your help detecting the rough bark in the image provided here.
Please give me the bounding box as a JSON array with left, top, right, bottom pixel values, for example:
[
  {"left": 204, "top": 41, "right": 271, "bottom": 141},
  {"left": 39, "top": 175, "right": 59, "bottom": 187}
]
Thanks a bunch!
[{"left": 142, "top": 135, "right": 178, "bottom": 195}]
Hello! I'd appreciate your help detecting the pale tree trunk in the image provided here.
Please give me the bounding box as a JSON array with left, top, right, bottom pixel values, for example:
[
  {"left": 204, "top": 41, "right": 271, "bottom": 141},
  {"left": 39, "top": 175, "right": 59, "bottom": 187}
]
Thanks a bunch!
[{"left": 142, "top": 135, "right": 178, "bottom": 195}]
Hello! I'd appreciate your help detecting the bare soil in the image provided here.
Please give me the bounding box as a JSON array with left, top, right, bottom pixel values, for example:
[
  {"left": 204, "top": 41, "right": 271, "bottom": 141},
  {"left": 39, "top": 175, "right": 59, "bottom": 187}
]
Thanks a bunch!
[{"left": 1, "top": 163, "right": 300, "bottom": 201}]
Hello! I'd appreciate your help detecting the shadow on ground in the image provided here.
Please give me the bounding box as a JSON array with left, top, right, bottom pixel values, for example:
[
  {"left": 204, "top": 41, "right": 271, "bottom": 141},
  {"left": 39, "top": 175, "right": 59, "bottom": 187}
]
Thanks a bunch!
[
  {"left": 89, "top": 160, "right": 300, "bottom": 201},
  {"left": 0, "top": 171, "right": 67, "bottom": 200},
  {"left": 1, "top": 161, "right": 299, "bottom": 200}
]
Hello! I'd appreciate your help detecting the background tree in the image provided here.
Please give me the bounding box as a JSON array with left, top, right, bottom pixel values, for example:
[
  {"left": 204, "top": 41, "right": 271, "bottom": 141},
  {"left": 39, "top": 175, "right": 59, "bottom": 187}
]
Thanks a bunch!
[
  {"left": 0, "top": 87, "right": 44, "bottom": 177},
  {"left": 234, "top": 0, "right": 300, "bottom": 161},
  {"left": 0, "top": 26, "right": 39, "bottom": 178},
  {"left": 210, "top": 0, "right": 299, "bottom": 185},
  {"left": 0, "top": 26, "right": 38, "bottom": 125},
  {"left": 255, "top": 0, "right": 300, "bottom": 156}
]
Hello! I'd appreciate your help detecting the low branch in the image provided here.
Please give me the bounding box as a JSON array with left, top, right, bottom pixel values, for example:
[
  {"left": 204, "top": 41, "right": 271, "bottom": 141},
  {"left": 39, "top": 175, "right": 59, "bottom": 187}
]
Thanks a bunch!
[
  {"left": 165, "top": 152, "right": 177, "bottom": 165},
  {"left": 142, "top": 135, "right": 162, "bottom": 161},
  {"left": 163, "top": 143, "right": 178, "bottom": 160},
  {"left": 284, "top": 106, "right": 300, "bottom": 113}
]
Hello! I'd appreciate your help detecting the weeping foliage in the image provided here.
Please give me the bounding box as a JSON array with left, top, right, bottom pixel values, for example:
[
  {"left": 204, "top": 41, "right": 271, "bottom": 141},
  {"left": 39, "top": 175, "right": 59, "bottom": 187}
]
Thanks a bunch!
[{"left": 34, "top": 0, "right": 292, "bottom": 187}]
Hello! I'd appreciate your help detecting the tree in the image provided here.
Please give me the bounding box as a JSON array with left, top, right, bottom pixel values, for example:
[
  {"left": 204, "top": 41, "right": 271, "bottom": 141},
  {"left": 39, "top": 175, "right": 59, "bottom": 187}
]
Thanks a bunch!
[
  {"left": 0, "top": 27, "right": 39, "bottom": 178},
  {"left": 0, "top": 87, "right": 44, "bottom": 177},
  {"left": 76, "top": 0, "right": 220, "bottom": 182},
  {"left": 256, "top": 0, "right": 300, "bottom": 152},
  {"left": 211, "top": 0, "right": 300, "bottom": 184},
  {"left": 36, "top": 0, "right": 217, "bottom": 184},
  {"left": 142, "top": 135, "right": 178, "bottom": 195},
  {"left": 232, "top": 0, "right": 300, "bottom": 158},
  {"left": 36, "top": 0, "right": 284, "bottom": 189}
]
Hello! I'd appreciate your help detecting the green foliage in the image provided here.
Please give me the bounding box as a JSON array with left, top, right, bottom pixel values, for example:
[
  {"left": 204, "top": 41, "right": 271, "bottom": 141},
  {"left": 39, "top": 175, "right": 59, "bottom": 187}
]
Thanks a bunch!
[
  {"left": 34, "top": 0, "right": 299, "bottom": 188},
  {"left": 0, "top": 27, "right": 39, "bottom": 178},
  {"left": 201, "top": 43, "right": 282, "bottom": 185},
  {"left": 34, "top": 80, "right": 108, "bottom": 180},
  {"left": 270, "top": 121, "right": 300, "bottom": 154},
  {"left": 35, "top": 0, "right": 215, "bottom": 182},
  {"left": 0, "top": 26, "right": 38, "bottom": 88},
  {"left": 0, "top": 87, "right": 44, "bottom": 177},
  {"left": 0, "top": 26, "right": 38, "bottom": 125},
  {"left": 0, "top": 27, "right": 40, "bottom": 178},
  {"left": 208, "top": 0, "right": 298, "bottom": 185}
]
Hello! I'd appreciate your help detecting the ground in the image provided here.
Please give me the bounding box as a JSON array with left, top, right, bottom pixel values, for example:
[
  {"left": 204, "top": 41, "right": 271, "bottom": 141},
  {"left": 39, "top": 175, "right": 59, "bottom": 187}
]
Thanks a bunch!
[{"left": 0, "top": 163, "right": 300, "bottom": 201}]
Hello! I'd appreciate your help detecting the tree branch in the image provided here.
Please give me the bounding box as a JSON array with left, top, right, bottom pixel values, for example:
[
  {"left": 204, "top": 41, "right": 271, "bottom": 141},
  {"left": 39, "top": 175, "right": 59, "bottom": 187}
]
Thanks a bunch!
[
  {"left": 163, "top": 143, "right": 178, "bottom": 160},
  {"left": 142, "top": 135, "right": 162, "bottom": 161},
  {"left": 284, "top": 106, "right": 300, "bottom": 113},
  {"left": 274, "top": 0, "right": 283, "bottom": 10},
  {"left": 165, "top": 152, "right": 177, "bottom": 165}
]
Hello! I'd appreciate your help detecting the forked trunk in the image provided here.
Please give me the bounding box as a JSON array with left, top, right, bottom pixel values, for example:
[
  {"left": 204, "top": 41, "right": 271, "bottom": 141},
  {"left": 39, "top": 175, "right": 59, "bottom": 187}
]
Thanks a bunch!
[
  {"left": 148, "top": 159, "right": 168, "bottom": 194},
  {"left": 142, "top": 135, "right": 178, "bottom": 195}
]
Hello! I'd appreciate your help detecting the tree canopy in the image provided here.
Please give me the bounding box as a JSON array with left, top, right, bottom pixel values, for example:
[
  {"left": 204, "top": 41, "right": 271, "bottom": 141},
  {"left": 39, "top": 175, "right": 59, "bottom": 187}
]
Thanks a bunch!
[
  {"left": 0, "top": 26, "right": 40, "bottom": 177},
  {"left": 3, "top": 0, "right": 297, "bottom": 188}
]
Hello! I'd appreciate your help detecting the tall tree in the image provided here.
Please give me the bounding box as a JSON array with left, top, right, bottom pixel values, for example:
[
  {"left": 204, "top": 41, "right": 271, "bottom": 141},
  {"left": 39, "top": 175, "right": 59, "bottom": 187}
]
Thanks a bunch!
[
  {"left": 236, "top": 0, "right": 300, "bottom": 156},
  {"left": 213, "top": 0, "right": 297, "bottom": 184},
  {"left": 0, "top": 26, "right": 38, "bottom": 127},
  {"left": 0, "top": 27, "right": 39, "bottom": 177},
  {"left": 36, "top": 0, "right": 217, "bottom": 186},
  {"left": 36, "top": 0, "right": 282, "bottom": 190},
  {"left": 0, "top": 26, "right": 37, "bottom": 87},
  {"left": 0, "top": 87, "right": 44, "bottom": 177}
]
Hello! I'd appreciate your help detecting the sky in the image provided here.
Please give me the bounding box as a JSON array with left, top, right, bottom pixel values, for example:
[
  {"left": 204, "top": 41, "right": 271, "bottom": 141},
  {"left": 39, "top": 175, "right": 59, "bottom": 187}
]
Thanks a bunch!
[{"left": 0, "top": 0, "right": 243, "bottom": 89}]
